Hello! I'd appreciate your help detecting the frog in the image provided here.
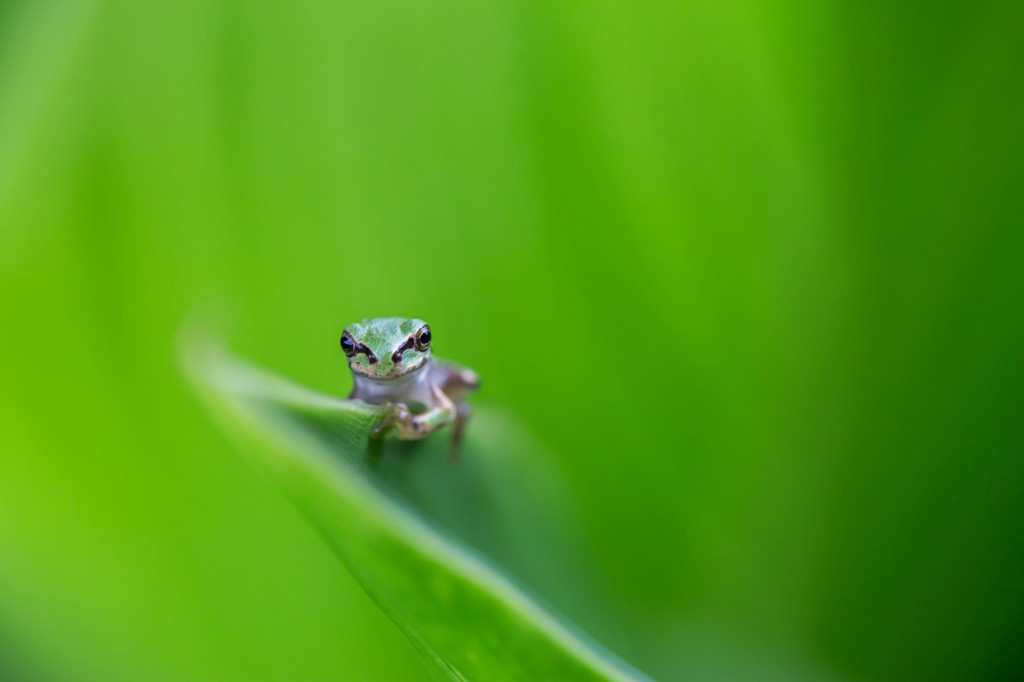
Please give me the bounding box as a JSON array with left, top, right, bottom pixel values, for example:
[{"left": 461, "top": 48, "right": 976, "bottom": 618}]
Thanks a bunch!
[{"left": 340, "top": 317, "right": 479, "bottom": 461}]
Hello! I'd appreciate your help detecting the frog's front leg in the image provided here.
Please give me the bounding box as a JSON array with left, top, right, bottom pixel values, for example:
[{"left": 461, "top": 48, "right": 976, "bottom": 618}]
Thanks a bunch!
[{"left": 373, "top": 388, "right": 456, "bottom": 441}]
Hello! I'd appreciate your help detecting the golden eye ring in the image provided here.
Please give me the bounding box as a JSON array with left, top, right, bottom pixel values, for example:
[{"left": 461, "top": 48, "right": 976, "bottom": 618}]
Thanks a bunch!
[
  {"left": 415, "top": 325, "right": 431, "bottom": 352},
  {"left": 340, "top": 332, "right": 356, "bottom": 357}
]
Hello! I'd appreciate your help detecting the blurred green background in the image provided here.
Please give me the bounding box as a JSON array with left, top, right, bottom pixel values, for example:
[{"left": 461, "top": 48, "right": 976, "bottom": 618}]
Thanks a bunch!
[{"left": 1, "top": 1, "right": 1022, "bottom": 680}]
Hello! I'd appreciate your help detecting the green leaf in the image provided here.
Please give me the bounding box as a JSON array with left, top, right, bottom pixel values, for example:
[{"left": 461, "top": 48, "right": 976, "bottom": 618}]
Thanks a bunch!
[{"left": 186, "top": 340, "right": 653, "bottom": 682}]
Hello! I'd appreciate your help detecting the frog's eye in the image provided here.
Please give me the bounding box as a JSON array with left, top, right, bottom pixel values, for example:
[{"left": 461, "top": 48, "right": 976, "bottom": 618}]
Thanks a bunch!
[
  {"left": 415, "top": 325, "right": 431, "bottom": 351},
  {"left": 340, "top": 333, "right": 356, "bottom": 357}
]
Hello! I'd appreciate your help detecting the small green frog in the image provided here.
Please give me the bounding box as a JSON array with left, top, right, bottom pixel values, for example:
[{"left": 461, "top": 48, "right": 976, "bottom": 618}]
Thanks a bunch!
[{"left": 340, "top": 317, "right": 479, "bottom": 460}]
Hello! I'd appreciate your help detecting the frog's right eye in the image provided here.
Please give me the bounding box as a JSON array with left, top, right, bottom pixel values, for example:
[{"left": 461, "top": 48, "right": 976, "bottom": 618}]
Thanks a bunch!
[
  {"left": 340, "top": 333, "right": 356, "bottom": 357},
  {"left": 415, "top": 325, "right": 432, "bottom": 351}
]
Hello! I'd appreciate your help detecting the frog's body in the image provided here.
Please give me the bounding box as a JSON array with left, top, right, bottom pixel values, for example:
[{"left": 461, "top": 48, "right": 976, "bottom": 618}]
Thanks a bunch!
[{"left": 341, "top": 317, "right": 479, "bottom": 460}]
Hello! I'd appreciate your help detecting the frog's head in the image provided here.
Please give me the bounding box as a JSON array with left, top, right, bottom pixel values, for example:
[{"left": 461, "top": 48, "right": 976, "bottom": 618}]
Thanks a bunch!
[{"left": 340, "top": 317, "right": 432, "bottom": 381}]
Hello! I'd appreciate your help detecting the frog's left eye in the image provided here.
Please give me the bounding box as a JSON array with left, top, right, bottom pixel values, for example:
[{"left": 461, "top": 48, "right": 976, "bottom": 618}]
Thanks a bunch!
[
  {"left": 340, "top": 333, "right": 356, "bottom": 357},
  {"left": 415, "top": 325, "right": 431, "bottom": 351}
]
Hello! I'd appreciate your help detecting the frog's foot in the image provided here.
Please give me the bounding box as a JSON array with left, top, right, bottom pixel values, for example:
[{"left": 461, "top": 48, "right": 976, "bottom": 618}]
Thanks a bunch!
[
  {"left": 449, "top": 402, "right": 471, "bottom": 465},
  {"left": 371, "top": 402, "right": 412, "bottom": 440},
  {"left": 373, "top": 400, "right": 456, "bottom": 442}
]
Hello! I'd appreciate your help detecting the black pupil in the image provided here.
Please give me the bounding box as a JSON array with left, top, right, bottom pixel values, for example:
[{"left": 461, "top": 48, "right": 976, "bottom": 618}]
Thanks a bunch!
[
  {"left": 419, "top": 330, "right": 431, "bottom": 345},
  {"left": 341, "top": 336, "right": 354, "bottom": 352}
]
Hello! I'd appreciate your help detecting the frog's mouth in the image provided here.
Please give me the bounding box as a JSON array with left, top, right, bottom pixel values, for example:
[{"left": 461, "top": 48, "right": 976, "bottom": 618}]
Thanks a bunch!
[{"left": 349, "top": 357, "right": 426, "bottom": 381}]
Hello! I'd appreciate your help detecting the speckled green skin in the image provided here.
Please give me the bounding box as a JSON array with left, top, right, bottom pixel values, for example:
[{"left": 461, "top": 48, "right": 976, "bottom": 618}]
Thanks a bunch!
[
  {"left": 344, "top": 317, "right": 431, "bottom": 380},
  {"left": 342, "top": 317, "right": 479, "bottom": 455}
]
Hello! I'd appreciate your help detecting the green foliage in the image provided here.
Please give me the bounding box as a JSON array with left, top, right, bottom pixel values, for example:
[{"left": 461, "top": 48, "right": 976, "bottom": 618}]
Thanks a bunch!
[
  {"left": 2, "top": 2, "right": 1024, "bottom": 681},
  {"left": 188, "top": 339, "right": 650, "bottom": 682}
]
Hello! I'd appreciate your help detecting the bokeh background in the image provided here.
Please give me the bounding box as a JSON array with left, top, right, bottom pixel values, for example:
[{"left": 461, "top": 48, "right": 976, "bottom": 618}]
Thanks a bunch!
[{"left": 2, "top": 2, "right": 1022, "bottom": 681}]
